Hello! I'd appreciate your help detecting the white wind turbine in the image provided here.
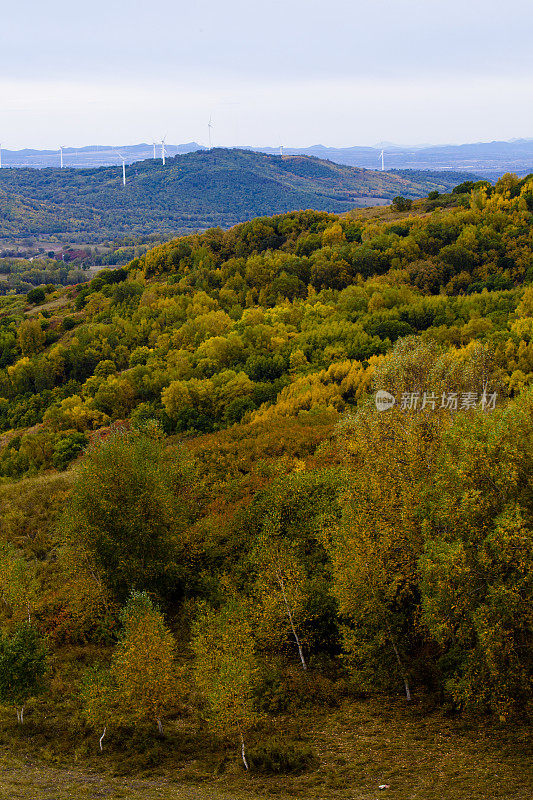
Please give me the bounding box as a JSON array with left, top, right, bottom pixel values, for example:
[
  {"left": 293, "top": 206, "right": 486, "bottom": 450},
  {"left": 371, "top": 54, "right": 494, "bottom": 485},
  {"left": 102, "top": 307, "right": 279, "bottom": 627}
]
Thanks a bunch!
[
  {"left": 60, "top": 146, "right": 65, "bottom": 168},
  {"left": 153, "top": 141, "right": 157, "bottom": 159},
  {"left": 116, "top": 151, "right": 126, "bottom": 186},
  {"left": 161, "top": 137, "right": 166, "bottom": 165},
  {"left": 208, "top": 116, "right": 214, "bottom": 150},
  {"left": 380, "top": 149, "right": 385, "bottom": 171}
]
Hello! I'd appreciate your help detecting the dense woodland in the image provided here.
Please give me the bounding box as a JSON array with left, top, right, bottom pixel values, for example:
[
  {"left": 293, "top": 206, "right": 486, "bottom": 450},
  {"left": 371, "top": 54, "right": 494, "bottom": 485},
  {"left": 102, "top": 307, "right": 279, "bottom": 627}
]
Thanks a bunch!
[
  {"left": 0, "top": 173, "right": 531, "bottom": 778},
  {"left": 0, "top": 149, "right": 474, "bottom": 242}
]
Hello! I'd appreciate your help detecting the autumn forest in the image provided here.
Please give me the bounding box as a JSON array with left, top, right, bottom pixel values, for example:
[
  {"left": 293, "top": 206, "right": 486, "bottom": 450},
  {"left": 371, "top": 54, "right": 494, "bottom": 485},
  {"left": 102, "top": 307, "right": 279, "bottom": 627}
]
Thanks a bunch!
[{"left": 0, "top": 173, "right": 531, "bottom": 798}]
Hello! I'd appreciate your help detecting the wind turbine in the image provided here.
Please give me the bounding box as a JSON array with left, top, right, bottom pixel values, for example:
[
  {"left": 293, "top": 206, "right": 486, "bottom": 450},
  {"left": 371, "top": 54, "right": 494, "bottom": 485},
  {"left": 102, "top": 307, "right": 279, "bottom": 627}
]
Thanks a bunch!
[
  {"left": 161, "top": 137, "right": 166, "bottom": 165},
  {"left": 116, "top": 152, "right": 126, "bottom": 186},
  {"left": 279, "top": 144, "right": 283, "bottom": 157},
  {"left": 380, "top": 149, "right": 385, "bottom": 171},
  {"left": 60, "top": 146, "right": 65, "bottom": 168},
  {"left": 152, "top": 141, "right": 157, "bottom": 159},
  {"left": 208, "top": 116, "right": 214, "bottom": 150}
]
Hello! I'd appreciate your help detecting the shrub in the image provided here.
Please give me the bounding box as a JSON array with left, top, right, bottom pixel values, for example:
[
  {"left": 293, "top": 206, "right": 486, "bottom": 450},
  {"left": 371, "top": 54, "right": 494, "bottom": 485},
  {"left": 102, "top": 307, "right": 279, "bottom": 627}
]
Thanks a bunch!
[
  {"left": 253, "top": 665, "right": 340, "bottom": 713},
  {"left": 62, "top": 316, "right": 76, "bottom": 331},
  {"left": 247, "top": 738, "right": 317, "bottom": 774},
  {"left": 26, "top": 287, "right": 46, "bottom": 304}
]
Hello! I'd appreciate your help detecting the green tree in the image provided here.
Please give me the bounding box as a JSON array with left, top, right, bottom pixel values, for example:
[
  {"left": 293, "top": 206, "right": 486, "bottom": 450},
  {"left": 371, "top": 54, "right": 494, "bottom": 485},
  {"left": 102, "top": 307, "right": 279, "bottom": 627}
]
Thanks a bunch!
[
  {"left": 391, "top": 196, "right": 413, "bottom": 212},
  {"left": 420, "top": 390, "right": 533, "bottom": 718},
  {"left": 26, "top": 287, "right": 45, "bottom": 305},
  {"left": 60, "top": 429, "right": 193, "bottom": 603},
  {"left": 0, "top": 623, "right": 47, "bottom": 723}
]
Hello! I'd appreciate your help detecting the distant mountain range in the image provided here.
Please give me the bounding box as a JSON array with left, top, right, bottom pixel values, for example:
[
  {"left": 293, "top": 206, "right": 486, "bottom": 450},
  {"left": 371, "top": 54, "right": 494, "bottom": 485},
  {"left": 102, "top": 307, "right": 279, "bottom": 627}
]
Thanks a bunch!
[
  {"left": 0, "top": 143, "right": 204, "bottom": 170},
  {"left": 0, "top": 148, "right": 474, "bottom": 243},
  {"left": 1, "top": 139, "right": 532, "bottom": 177},
  {"left": 251, "top": 139, "right": 533, "bottom": 179}
]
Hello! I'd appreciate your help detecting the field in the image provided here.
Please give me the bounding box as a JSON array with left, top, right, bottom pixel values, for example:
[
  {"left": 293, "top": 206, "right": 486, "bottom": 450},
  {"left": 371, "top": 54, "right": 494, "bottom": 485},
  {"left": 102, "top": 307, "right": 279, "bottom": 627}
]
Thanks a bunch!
[{"left": 0, "top": 694, "right": 530, "bottom": 800}]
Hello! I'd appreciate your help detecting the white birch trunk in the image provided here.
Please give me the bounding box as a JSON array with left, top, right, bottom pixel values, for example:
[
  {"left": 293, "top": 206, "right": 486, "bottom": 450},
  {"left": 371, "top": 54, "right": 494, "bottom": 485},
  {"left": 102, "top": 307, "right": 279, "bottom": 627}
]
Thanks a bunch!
[
  {"left": 390, "top": 636, "right": 411, "bottom": 701},
  {"left": 278, "top": 575, "right": 307, "bottom": 671},
  {"left": 240, "top": 731, "right": 249, "bottom": 771}
]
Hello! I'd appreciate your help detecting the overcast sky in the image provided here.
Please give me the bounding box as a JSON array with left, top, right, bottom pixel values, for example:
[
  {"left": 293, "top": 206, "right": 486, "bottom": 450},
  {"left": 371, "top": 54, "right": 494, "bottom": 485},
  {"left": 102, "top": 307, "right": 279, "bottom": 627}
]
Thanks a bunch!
[{"left": 1, "top": 0, "right": 532, "bottom": 149}]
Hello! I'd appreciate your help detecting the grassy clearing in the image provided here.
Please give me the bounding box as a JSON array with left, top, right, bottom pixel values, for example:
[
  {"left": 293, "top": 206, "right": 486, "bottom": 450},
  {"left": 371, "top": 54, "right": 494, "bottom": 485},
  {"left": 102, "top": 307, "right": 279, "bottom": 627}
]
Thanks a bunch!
[
  {"left": 0, "top": 693, "right": 530, "bottom": 800},
  {"left": 25, "top": 295, "right": 71, "bottom": 316}
]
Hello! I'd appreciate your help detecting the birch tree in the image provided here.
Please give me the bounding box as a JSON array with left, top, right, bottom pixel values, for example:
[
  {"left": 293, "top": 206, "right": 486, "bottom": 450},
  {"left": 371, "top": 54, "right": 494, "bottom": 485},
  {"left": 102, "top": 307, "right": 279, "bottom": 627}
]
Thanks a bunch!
[
  {"left": 250, "top": 516, "right": 309, "bottom": 670},
  {"left": 81, "top": 591, "right": 178, "bottom": 747},
  {"left": 111, "top": 592, "right": 178, "bottom": 735},
  {"left": 80, "top": 667, "right": 115, "bottom": 751},
  {"left": 191, "top": 602, "right": 257, "bottom": 770},
  {"left": 0, "top": 541, "right": 38, "bottom": 624}
]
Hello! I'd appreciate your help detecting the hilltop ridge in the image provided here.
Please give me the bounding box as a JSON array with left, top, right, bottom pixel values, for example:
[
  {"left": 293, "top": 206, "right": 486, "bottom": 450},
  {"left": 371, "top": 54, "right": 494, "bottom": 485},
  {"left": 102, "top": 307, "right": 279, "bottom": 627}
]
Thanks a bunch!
[{"left": 0, "top": 148, "right": 474, "bottom": 242}]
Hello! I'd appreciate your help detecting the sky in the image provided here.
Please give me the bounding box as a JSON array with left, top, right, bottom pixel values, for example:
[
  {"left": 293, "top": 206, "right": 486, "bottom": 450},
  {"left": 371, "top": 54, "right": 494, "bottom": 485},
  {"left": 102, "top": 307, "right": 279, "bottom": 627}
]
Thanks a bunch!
[{"left": 1, "top": 0, "right": 532, "bottom": 150}]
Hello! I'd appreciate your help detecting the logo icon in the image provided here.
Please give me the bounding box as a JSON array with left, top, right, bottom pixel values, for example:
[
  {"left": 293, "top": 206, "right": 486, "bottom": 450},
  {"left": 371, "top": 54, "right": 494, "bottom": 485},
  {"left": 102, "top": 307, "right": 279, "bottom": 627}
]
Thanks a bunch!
[{"left": 375, "top": 390, "right": 395, "bottom": 412}]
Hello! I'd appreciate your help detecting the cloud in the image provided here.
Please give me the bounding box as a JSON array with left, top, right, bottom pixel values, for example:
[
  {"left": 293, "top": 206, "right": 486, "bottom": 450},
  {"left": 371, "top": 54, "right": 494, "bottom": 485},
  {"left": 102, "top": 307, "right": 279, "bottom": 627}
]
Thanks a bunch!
[
  {"left": 3, "top": 0, "right": 533, "bottom": 83},
  {"left": 1, "top": 0, "right": 531, "bottom": 147},
  {"left": 0, "top": 74, "right": 531, "bottom": 149}
]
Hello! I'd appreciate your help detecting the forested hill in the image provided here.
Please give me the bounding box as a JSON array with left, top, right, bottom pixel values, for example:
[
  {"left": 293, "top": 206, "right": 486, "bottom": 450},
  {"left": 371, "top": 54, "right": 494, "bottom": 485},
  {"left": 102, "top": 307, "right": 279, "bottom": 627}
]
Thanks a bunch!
[
  {"left": 0, "top": 170, "right": 532, "bottom": 454},
  {"left": 0, "top": 176, "right": 531, "bottom": 771},
  {"left": 0, "top": 148, "right": 474, "bottom": 241}
]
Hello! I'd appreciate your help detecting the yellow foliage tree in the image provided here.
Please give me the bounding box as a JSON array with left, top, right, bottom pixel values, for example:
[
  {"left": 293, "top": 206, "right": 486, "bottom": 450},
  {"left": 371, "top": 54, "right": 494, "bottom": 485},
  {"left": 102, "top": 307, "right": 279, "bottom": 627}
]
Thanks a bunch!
[
  {"left": 250, "top": 516, "right": 309, "bottom": 670},
  {"left": 111, "top": 592, "right": 177, "bottom": 734},
  {"left": 17, "top": 319, "right": 45, "bottom": 357},
  {"left": 192, "top": 601, "right": 258, "bottom": 770},
  {"left": 82, "top": 592, "right": 178, "bottom": 746}
]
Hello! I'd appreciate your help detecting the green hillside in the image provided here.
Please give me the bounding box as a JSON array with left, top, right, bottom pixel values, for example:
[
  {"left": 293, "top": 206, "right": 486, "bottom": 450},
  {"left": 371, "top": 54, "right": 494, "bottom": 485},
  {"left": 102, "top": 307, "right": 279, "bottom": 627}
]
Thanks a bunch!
[
  {"left": 0, "top": 149, "right": 475, "bottom": 242},
  {"left": 0, "top": 186, "right": 97, "bottom": 238}
]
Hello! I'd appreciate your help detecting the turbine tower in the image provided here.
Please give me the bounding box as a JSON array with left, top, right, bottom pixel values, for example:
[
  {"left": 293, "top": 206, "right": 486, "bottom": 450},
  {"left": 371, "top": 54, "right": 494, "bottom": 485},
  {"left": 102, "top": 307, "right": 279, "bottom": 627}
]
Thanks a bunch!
[
  {"left": 153, "top": 141, "right": 157, "bottom": 159},
  {"left": 380, "top": 149, "right": 385, "bottom": 171},
  {"left": 279, "top": 144, "right": 283, "bottom": 157},
  {"left": 115, "top": 151, "right": 126, "bottom": 185},
  {"left": 161, "top": 137, "right": 166, "bottom": 165},
  {"left": 208, "top": 116, "right": 214, "bottom": 150},
  {"left": 60, "top": 146, "right": 65, "bottom": 169}
]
